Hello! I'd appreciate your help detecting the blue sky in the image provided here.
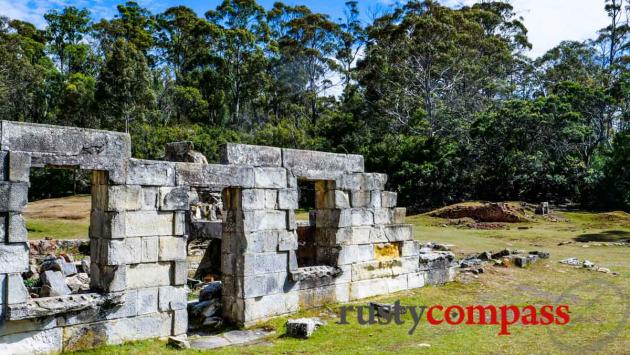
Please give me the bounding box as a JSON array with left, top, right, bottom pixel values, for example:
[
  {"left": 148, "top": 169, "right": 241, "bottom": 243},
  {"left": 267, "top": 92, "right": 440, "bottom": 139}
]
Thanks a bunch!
[{"left": 2, "top": 0, "right": 611, "bottom": 58}]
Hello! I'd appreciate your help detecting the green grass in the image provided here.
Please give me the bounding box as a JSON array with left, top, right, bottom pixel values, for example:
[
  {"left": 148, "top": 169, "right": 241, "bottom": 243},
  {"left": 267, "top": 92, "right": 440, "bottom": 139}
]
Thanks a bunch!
[
  {"left": 26, "top": 218, "right": 89, "bottom": 239},
  {"left": 75, "top": 210, "right": 630, "bottom": 354}
]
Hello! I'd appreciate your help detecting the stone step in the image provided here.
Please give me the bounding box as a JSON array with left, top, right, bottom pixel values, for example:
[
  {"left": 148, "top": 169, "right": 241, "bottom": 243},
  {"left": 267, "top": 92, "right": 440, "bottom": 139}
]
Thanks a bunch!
[{"left": 189, "top": 329, "right": 275, "bottom": 350}]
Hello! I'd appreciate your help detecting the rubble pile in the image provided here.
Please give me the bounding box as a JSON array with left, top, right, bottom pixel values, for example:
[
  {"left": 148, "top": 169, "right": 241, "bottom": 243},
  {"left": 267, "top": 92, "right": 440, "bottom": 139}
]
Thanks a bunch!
[
  {"left": 22, "top": 252, "right": 91, "bottom": 299},
  {"left": 459, "top": 249, "right": 550, "bottom": 274},
  {"left": 559, "top": 257, "right": 619, "bottom": 275},
  {"left": 188, "top": 281, "right": 223, "bottom": 331}
]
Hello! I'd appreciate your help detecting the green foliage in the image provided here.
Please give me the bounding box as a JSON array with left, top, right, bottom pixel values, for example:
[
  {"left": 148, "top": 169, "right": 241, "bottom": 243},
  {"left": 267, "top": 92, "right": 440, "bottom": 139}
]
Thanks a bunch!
[{"left": 130, "top": 123, "right": 242, "bottom": 162}]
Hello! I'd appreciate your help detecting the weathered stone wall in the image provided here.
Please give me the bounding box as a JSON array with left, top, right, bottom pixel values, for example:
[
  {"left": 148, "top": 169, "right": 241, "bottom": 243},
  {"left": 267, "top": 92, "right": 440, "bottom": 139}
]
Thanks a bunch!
[
  {"left": 0, "top": 122, "right": 184, "bottom": 353},
  {"left": 218, "top": 144, "right": 441, "bottom": 326},
  {"left": 0, "top": 122, "right": 454, "bottom": 353}
]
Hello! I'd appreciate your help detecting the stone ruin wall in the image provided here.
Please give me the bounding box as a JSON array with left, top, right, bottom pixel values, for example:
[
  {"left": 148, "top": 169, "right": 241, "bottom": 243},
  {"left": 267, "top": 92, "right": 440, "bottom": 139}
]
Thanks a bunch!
[{"left": 0, "top": 120, "right": 455, "bottom": 353}]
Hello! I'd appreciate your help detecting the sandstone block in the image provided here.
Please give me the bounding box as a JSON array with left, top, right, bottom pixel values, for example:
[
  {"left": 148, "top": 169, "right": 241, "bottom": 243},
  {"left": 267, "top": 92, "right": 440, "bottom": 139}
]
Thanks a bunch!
[
  {"left": 350, "top": 191, "right": 371, "bottom": 208},
  {"left": 349, "top": 278, "right": 388, "bottom": 300},
  {"left": 241, "top": 292, "right": 299, "bottom": 323},
  {"left": 100, "top": 185, "right": 142, "bottom": 211},
  {"left": 278, "top": 189, "right": 298, "bottom": 210},
  {"left": 386, "top": 274, "right": 408, "bottom": 293},
  {"left": 172, "top": 260, "right": 188, "bottom": 286},
  {"left": 337, "top": 173, "right": 387, "bottom": 191},
  {"left": 381, "top": 191, "right": 398, "bottom": 208},
  {"left": 0, "top": 327, "right": 62, "bottom": 354},
  {"left": 125, "top": 211, "right": 175, "bottom": 237},
  {"left": 158, "top": 286, "right": 188, "bottom": 311},
  {"left": 238, "top": 252, "right": 288, "bottom": 276},
  {"left": 243, "top": 210, "right": 287, "bottom": 232},
  {"left": 242, "top": 272, "right": 290, "bottom": 298},
  {"left": 7, "top": 273, "right": 29, "bottom": 304},
  {"left": 401, "top": 240, "right": 420, "bottom": 257},
  {"left": 159, "top": 236, "right": 187, "bottom": 261},
  {"left": 101, "top": 212, "right": 126, "bottom": 239},
  {"left": 141, "top": 187, "right": 158, "bottom": 210},
  {"left": 373, "top": 208, "right": 392, "bottom": 224},
  {"left": 348, "top": 227, "right": 371, "bottom": 245},
  {"left": 221, "top": 143, "right": 282, "bottom": 167},
  {"left": 244, "top": 230, "right": 278, "bottom": 253},
  {"left": 351, "top": 209, "right": 373, "bottom": 226},
  {"left": 175, "top": 163, "right": 254, "bottom": 188},
  {"left": 383, "top": 224, "right": 412, "bottom": 242},
  {"left": 254, "top": 167, "right": 287, "bottom": 188},
  {"left": 282, "top": 148, "right": 347, "bottom": 180},
  {"left": 241, "top": 189, "right": 266, "bottom": 210},
  {"left": 0, "top": 182, "right": 28, "bottom": 212},
  {"left": 173, "top": 309, "right": 188, "bottom": 336},
  {"left": 159, "top": 187, "right": 189, "bottom": 211},
  {"left": 127, "top": 159, "right": 176, "bottom": 186},
  {"left": 92, "top": 264, "right": 127, "bottom": 292},
  {"left": 141, "top": 237, "right": 159, "bottom": 263},
  {"left": 101, "top": 238, "right": 142, "bottom": 265},
  {"left": 407, "top": 272, "right": 426, "bottom": 289},
  {"left": 8, "top": 151, "right": 30, "bottom": 183},
  {"left": 0, "top": 243, "right": 29, "bottom": 273},
  {"left": 127, "top": 263, "right": 171, "bottom": 288},
  {"left": 5, "top": 213, "right": 27, "bottom": 243},
  {"left": 370, "top": 190, "right": 382, "bottom": 208},
  {"left": 351, "top": 260, "right": 401, "bottom": 281},
  {"left": 392, "top": 207, "right": 406, "bottom": 223},
  {"left": 345, "top": 154, "right": 364, "bottom": 173},
  {"left": 278, "top": 230, "right": 298, "bottom": 251}
]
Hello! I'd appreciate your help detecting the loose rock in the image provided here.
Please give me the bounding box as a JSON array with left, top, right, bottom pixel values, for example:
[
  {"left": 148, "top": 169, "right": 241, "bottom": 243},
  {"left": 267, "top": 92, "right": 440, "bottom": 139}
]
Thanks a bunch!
[{"left": 286, "top": 318, "right": 325, "bottom": 338}]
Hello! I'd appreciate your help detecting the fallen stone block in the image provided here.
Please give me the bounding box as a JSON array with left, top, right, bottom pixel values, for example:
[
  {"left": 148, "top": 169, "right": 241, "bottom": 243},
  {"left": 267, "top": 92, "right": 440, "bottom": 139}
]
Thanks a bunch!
[
  {"left": 514, "top": 255, "right": 538, "bottom": 268},
  {"left": 491, "top": 249, "right": 511, "bottom": 259},
  {"left": 286, "top": 317, "right": 325, "bottom": 338},
  {"left": 419, "top": 251, "right": 455, "bottom": 271},
  {"left": 559, "top": 257, "right": 580, "bottom": 266},
  {"left": 40, "top": 270, "right": 71, "bottom": 297},
  {"left": 66, "top": 273, "right": 90, "bottom": 292},
  {"left": 168, "top": 335, "right": 191, "bottom": 349}
]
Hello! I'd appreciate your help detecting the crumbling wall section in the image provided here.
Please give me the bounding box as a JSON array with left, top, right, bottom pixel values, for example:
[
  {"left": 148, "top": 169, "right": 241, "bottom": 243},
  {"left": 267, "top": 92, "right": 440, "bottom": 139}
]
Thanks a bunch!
[
  {"left": 0, "top": 122, "right": 454, "bottom": 352},
  {"left": 0, "top": 122, "right": 186, "bottom": 353},
  {"left": 219, "top": 144, "right": 439, "bottom": 326}
]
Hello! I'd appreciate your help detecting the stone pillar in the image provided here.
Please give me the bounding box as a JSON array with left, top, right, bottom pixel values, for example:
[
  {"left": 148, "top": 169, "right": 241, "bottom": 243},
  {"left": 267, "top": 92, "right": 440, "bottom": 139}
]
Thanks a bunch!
[
  {"left": 0, "top": 151, "right": 31, "bottom": 321},
  {"left": 89, "top": 159, "right": 189, "bottom": 337}
]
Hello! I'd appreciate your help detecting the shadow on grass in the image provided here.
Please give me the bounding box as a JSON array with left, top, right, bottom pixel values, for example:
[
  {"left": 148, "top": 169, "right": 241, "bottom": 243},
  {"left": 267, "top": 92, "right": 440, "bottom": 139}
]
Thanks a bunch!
[{"left": 574, "top": 230, "right": 630, "bottom": 242}]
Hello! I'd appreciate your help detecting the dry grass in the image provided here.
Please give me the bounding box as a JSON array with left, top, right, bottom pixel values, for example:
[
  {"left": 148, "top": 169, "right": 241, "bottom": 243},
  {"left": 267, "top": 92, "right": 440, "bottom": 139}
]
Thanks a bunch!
[{"left": 24, "top": 195, "right": 91, "bottom": 239}]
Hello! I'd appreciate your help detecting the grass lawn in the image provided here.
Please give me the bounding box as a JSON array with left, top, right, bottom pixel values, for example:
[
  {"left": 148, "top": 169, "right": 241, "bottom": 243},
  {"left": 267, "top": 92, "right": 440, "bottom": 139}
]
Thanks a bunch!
[
  {"left": 24, "top": 195, "right": 90, "bottom": 239},
  {"left": 72, "top": 209, "right": 630, "bottom": 354}
]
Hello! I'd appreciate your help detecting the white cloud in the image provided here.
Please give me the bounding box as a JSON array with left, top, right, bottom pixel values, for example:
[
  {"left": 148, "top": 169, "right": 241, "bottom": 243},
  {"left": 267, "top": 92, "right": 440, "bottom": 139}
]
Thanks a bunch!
[
  {"left": 445, "top": 0, "right": 609, "bottom": 58},
  {"left": 511, "top": 0, "right": 609, "bottom": 58}
]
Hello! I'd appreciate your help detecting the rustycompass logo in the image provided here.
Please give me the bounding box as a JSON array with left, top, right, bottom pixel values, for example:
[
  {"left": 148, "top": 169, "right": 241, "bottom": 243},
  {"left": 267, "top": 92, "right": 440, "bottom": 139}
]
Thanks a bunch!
[{"left": 337, "top": 300, "right": 571, "bottom": 336}]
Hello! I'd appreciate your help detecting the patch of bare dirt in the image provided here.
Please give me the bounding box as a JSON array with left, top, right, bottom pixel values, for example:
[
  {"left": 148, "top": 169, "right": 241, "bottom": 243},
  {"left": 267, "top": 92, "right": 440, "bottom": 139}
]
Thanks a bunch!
[
  {"left": 429, "top": 201, "right": 531, "bottom": 223},
  {"left": 24, "top": 195, "right": 91, "bottom": 221}
]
